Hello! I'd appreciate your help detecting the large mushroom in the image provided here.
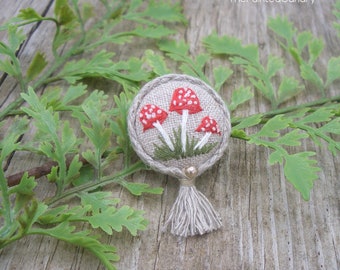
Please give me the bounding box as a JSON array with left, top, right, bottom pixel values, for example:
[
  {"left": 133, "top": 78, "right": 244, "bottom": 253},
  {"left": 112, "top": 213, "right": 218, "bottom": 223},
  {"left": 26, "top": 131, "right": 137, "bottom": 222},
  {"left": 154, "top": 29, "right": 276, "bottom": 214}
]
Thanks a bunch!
[
  {"left": 194, "top": 116, "right": 221, "bottom": 150},
  {"left": 140, "top": 104, "right": 174, "bottom": 151},
  {"left": 169, "top": 87, "right": 202, "bottom": 152}
]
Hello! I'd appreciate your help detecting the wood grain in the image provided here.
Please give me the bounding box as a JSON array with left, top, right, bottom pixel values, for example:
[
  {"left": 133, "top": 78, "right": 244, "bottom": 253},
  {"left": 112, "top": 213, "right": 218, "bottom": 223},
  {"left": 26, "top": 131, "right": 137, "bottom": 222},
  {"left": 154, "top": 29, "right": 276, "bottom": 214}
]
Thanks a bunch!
[{"left": 0, "top": 0, "right": 339, "bottom": 269}]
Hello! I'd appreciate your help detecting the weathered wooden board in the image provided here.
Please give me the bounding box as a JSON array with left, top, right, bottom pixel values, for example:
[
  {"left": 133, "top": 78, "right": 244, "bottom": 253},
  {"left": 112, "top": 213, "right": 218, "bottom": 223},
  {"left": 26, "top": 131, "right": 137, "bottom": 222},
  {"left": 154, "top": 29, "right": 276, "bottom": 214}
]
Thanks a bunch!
[{"left": 0, "top": 0, "right": 339, "bottom": 269}]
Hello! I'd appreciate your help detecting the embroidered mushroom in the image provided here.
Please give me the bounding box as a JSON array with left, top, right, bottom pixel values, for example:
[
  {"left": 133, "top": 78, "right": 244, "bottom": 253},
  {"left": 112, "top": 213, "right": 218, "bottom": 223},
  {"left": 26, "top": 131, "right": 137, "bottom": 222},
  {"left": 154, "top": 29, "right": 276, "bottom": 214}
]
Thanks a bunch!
[
  {"left": 194, "top": 116, "right": 221, "bottom": 150},
  {"left": 169, "top": 87, "right": 202, "bottom": 152},
  {"left": 140, "top": 104, "right": 174, "bottom": 151}
]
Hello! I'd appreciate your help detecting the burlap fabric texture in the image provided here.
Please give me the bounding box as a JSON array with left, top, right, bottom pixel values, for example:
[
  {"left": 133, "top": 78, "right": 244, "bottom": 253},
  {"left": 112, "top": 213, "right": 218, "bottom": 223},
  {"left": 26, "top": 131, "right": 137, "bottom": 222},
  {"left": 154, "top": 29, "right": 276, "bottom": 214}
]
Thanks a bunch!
[{"left": 128, "top": 74, "right": 231, "bottom": 237}]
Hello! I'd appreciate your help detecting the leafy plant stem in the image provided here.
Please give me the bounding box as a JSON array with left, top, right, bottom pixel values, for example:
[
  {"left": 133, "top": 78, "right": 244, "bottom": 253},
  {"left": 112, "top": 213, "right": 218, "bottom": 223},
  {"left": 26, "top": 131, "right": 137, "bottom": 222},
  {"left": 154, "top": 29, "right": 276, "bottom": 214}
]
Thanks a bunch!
[
  {"left": 291, "top": 122, "right": 338, "bottom": 148},
  {"left": 15, "top": 17, "right": 59, "bottom": 28},
  {"left": 46, "top": 161, "right": 145, "bottom": 206},
  {"left": 231, "top": 94, "right": 340, "bottom": 127},
  {"left": 0, "top": 169, "right": 12, "bottom": 237}
]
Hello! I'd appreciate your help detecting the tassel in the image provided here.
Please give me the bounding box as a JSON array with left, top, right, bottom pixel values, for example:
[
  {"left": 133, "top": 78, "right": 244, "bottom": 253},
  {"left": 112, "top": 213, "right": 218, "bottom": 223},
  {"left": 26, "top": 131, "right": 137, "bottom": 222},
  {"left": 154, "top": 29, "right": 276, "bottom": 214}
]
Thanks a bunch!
[{"left": 165, "top": 167, "right": 222, "bottom": 237}]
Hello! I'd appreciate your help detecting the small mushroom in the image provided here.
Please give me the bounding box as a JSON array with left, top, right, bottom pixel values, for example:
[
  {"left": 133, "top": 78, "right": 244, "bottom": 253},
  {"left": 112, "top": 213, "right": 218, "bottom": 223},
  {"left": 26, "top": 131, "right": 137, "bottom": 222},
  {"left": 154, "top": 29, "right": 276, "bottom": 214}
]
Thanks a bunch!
[
  {"left": 194, "top": 116, "right": 221, "bottom": 150},
  {"left": 140, "top": 104, "right": 174, "bottom": 151},
  {"left": 169, "top": 87, "right": 202, "bottom": 152}
]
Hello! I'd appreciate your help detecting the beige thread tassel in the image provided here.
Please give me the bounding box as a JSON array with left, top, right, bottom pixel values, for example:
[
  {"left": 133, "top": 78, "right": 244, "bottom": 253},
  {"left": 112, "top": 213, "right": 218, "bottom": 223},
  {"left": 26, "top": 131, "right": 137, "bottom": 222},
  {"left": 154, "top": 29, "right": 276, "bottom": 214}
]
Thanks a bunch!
[{"left": 165, "top": 167, "right": 222, "bottom": 237}]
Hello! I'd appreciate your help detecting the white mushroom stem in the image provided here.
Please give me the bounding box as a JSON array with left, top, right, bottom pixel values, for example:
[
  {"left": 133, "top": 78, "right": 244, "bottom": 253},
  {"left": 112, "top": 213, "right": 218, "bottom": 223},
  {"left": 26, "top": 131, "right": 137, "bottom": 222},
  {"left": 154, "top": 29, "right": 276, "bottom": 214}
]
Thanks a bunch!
[
  {"left": 194, "top": 132, "right": 212, "bottom": 150},
  {"left": 153, "top": 121, "right": 174, "bottom": 151},
  {"left": 181, "top": 109, "right": 189, "bottom": 153}
]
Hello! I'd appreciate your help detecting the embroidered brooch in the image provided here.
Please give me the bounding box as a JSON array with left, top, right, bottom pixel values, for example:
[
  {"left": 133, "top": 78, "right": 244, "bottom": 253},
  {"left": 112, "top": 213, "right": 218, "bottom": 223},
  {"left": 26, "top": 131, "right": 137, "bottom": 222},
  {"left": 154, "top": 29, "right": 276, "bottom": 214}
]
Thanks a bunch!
[{"left": 128, "top": 74, "right": 231, "bottom": 237}]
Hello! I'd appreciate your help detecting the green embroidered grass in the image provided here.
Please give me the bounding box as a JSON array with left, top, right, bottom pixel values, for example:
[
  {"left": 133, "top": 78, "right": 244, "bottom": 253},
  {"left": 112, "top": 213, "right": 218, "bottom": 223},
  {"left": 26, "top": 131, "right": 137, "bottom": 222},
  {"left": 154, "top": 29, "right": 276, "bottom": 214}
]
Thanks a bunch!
[{"left": 153, "top": 127, "right": 218, "bottom": 161}]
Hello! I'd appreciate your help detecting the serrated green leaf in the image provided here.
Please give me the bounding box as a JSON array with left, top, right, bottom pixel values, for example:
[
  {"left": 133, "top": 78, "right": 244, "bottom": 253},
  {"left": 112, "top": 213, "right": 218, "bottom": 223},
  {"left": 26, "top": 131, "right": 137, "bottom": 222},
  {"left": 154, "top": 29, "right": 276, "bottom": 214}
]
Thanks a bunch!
[
  {"left": 158, "top": 39, "right": 189, "bottom": 58},
  {"left": 296, "top": 31, "right": 312, "bottom": 53},
  {"left": 26, "top": 52, "right": 48, "bottom": 82},
  {"left": 267, "top": 16, "right": 295, "bottom": 47},
  {"left": 213, "top": 66, "right": 233, "bottom": 92},
  {"left": 81, "top": 149, "right": 97, "bottom": 168},
  {"left": 268, "top": 150, "right": 283, "bottom": 164},
  {"left": 283, "top": 152, "right": 320, "bottom": 200},
  {"left": 21, "top": 88, "right": 59, "bottom": 136},
  {"left": 298, "top": 107, "right": 333, "bottom": 124},
  {"left": 195, "top": 54, "right": 209, "bottom": 68},
  {"left": 29, "top": 223, "right": 119, "bottom": 270},
  {"left": 248, "top": 77, "right": 272, "bottom": 101},
  {"left": 52, "top": 21, "right": 79, "bottom": 51},
  {"left": 275, "top": 130, "right": 309, "bottom": 146},
  {"left": 121, "top": 181, "right": 163, "bottom": 196},
  {"left": 65, "top": 155, "right": 82, "bottom": 184},
  {"left": 145, "top": 50, "right": 170, "bottom": 76},
  {"left": 9, "top": 173, "right": 36, "bottom": 196},
  {"left": 229, "top": 86, "right": 253, "bottom": 112},
  {"left": 300, "top": 63, "right": 324, "bottom": 90},
  {"left": 115, "top": 57, "right": 150, "bottom": 82},
  {"left": 37, "top": 205, "right": 70, "bottom": 224},
  {"left": 59, "top": 50, "right": 115, "bottom": 83},
  {"left": 325, "top": 56, "right": 340, "bottom": 87},
  {"left": 230, "top": 129, "right": 249, "bottom": 140},
  {"left": 204, "top": 32, "right": 259, "bottom": 62},
  {"left": 308, "top": 38, "right": 324, "bottom": 66},
  {"left": 8, "top": 25, "right": 26, "bottom": 52},
  {"left": 80, "top": 192, "right": 120, "bottom": 214},
  {"left": 18, "top": 7, "right": 43, "bottom": 21},
  {"left": 47, "top": 166, "right": 58, "bottom": 183},
  {"left": 319, "top": 118, "right": 340, "bottom": 134},
  {"left": 254, "top": 115, "right": 290, "bottom": 138},
  {"left": 61, "top": 83, "right": 87, "bottom": 106},
  {"left": 88, "top": 205, "right": 148, "bottom": 236},
  {"left": 71, "top": 165, "right": 95, "bottom": 186},
  {"left": 0, "top": 117, "right": 28, "bottom": 160},
  {"left": 267, "top": 55, "right": 284, "bottom": 78},
  {"left": 54, "top": 0, "right": 76, "bottom": 25},
  {"left": 80, "top": 92, "right": 112, "bottom": 157},
  {"left": 232, "top": 114, "right": 263, "bottom": 130},
  {"left": 61, "top": 121, "right": 79, "bottom": 154},
  {"left": 0, "top": 59, "right": 19, "bottom": 76},
  {"left": 277, "top": 76, "right": 301, "bottom": 105}
]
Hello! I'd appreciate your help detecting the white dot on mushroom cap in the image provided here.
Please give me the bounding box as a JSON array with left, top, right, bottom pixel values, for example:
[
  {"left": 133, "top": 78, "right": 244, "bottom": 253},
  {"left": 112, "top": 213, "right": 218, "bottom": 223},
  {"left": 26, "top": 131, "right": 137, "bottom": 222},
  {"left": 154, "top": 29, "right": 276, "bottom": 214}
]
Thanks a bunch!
[
  {"left": 157, "top": 109, "right": 162, "bottom": 114},
  {"left": 146, "top": 113, "right": 151, "bottom": 119},
  {"left": 201, "top": 127, "right": 205, "bottom": 131},
  {"left": 142, "top": 119, "right": 147, "bottom": 124},
  {"left": 212, "top": 127, "right": 216, "bottom": 131},
  {"left": 139, "top": 113, "right": 143, "bottom": 118},
  {"left": 151, "top": 105, "right": 155, "bottom": 108},
  {"left": 194, "top": 101, "right": 198, "bottom": 104},
  {"left": 191, "top": 95, "right": 196, "bottom": 99},
  {"left": 188, "top": 100, "right": 192, "bottom": 105},
  {"left": 173, "top": 100, "right": 177, "bottom": 105},
  {"left": 179, "top": 102, "right": 183, "bottom": 106},
  {"left": 152, "top": 113, "right": 156, "bottom": 118},
  {"left": 178, "top": 95, "right": 182, "bottom": 100}
]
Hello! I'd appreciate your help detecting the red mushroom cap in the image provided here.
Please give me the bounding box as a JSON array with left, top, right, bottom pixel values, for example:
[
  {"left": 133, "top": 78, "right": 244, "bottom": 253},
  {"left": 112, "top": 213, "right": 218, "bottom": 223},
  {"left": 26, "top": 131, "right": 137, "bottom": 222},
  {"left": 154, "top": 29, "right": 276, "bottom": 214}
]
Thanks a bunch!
[
  {"left": 139, "top": 104, "right": 168, "bottom": 131},
  {"left": 195, "top": 116, "right": 221, "bottom": 135},
  {"left": 169, "top": 87, "right": 202, "bottom": 114}
]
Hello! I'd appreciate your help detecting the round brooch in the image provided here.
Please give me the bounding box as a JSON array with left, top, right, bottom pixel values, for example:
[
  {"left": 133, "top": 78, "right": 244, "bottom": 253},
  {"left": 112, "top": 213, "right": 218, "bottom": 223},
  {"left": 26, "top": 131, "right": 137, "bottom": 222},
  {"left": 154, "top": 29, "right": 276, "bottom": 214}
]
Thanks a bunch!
[{"left": 128, "top": 74, "right": 231, "bottom": 237}]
